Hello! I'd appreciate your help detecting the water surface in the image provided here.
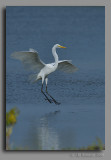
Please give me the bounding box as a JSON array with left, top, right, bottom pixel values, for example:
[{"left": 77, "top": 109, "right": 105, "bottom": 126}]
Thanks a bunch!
[{"left": 6, "top": 6, "right": 105, "bottom": 150}]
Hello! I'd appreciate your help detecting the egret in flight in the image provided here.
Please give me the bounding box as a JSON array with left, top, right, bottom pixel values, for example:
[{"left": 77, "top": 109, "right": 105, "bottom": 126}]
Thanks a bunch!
[{"left": 11, "top": 44, "right": 78, "bottom": 105}]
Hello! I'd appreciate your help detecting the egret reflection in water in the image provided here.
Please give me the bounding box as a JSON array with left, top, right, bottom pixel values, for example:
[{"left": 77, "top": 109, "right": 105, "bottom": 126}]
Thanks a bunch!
[
  {"left": 38, "top": 110, "right": 60, "bottom": 150},
  {"left": 24, "top": 110, "right": 60, "bottom": 150}
]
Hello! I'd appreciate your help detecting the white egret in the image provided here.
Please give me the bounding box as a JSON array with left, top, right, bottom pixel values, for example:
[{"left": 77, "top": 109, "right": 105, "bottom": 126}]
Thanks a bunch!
[{"left": 11, "top": 44, "right": 78, "bottom": 104}]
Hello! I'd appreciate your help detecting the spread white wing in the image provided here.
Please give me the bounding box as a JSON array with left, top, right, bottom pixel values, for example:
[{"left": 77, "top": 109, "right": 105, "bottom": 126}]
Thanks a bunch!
[
  {"left": 11, "top": 48, "right": 45, "bottom": 72},
  {"left": 52, "top": 60, "right": 78, "bottom": 73}
]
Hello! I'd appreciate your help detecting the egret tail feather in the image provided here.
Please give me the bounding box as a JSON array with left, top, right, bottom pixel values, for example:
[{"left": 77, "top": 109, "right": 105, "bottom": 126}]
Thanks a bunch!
[{"left": 28, "top": 74, "right": 41, "bottom": 84}]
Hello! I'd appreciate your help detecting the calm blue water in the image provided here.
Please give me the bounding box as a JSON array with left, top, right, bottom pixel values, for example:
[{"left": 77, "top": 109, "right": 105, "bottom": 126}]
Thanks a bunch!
[{"left": 6, "top": 6, "right": 105, "bottom": 150}]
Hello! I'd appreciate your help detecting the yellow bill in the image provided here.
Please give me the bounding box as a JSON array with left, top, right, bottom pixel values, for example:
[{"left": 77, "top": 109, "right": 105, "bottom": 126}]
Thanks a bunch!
[{"left": 58, "top": 45, "right": 66, "bottom": 48}]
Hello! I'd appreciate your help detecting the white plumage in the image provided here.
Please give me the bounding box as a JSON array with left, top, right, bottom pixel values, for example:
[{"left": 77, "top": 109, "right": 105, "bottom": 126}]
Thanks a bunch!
[{"left": 11, "top": 44, "right": 78, "bottom": 104}]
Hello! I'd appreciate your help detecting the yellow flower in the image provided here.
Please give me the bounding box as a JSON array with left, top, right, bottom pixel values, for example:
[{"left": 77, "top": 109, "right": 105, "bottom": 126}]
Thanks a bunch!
[{"left": 8, "top": 114, "right": 16, "bottom": 124}]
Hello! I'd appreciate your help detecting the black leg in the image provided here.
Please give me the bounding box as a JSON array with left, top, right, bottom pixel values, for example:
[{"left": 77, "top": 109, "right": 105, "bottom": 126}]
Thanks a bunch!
[
  {"left": 46, "top": 86, "right": 61, "bottom": 105},
  {"left": 41, "top": 84, "right": 52, "bottom": 103}
]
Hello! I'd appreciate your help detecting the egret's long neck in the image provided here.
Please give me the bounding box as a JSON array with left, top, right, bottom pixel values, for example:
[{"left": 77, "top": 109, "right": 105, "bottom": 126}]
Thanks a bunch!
[{"left": 52, "top": 47, "right": 58, "bottom": 70}]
